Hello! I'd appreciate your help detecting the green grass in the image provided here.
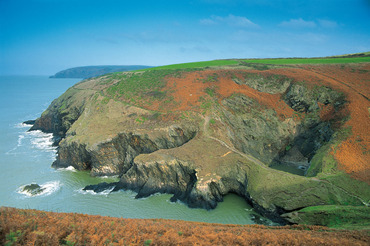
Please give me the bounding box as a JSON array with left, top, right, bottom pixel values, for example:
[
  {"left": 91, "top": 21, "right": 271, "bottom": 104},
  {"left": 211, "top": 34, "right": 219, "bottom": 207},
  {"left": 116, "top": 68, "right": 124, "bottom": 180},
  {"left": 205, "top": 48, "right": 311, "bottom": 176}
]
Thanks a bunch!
[
  {"left": 241, "top": 56, "right": 370, "bottom": 65},
  {"left": 205, "top": 87, "right": 216, "bottom": 97},
  {"left": 295, "top": 205, "right": 370, "bottom": 229},
  {"left": 320, "top": 173, "right": 370, "bottom": 205},
  {"left": 105, "top": 70, "right": 174, "bottom": 100},
  {"left": 135, "top": 56, "right": 370, "bottom": 72},
  {"left": 5, "top": 230, "right": 24, "bottom": 246},
  {"left": 143, "top": 60, "right": 239, "bottom": 70}
]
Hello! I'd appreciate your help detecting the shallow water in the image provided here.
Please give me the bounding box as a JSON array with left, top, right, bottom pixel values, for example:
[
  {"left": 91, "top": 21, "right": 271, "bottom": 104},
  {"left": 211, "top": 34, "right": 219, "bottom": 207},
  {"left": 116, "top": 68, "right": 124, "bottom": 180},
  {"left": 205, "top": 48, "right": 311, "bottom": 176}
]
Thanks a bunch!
[{"left": 0, "top": 75, "right": 274, "bottom": 225}]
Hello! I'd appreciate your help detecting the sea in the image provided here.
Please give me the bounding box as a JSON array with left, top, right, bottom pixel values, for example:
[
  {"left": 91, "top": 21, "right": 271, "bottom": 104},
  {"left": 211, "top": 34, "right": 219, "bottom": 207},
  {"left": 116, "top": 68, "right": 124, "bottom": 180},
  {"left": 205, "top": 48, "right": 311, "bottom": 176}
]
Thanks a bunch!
[{"left": 0, "top": 75, "right": 274, "bottom": 225}]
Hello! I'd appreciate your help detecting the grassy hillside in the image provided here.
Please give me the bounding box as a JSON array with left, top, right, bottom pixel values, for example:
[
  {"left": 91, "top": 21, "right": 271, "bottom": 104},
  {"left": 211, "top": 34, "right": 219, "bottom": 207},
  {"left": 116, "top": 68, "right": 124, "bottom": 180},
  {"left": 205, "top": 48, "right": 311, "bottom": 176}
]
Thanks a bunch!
[
  {"left": 240, "top": 56, "right": 370, "bottom": 65},
  {"left": 1, "top": 207, "right": 369, "bottom": 246}
]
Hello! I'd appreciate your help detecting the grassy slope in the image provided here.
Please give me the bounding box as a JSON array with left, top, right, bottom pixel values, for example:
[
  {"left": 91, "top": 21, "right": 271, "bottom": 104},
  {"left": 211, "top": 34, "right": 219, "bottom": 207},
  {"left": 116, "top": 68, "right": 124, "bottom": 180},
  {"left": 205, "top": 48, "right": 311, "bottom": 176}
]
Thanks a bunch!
[
  {"left": 295, "top": 205, "right": 370, "bottom": 229},
  {"left": 1, "top": 207, "right": 369, "bottom": 246}
]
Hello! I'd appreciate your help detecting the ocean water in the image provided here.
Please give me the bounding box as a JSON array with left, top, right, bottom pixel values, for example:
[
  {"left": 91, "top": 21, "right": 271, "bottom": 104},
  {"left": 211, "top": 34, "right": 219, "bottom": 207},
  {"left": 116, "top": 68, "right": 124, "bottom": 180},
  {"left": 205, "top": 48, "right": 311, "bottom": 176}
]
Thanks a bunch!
[{"left": 0, "top": 75, "right": 273, "bottom": 225}]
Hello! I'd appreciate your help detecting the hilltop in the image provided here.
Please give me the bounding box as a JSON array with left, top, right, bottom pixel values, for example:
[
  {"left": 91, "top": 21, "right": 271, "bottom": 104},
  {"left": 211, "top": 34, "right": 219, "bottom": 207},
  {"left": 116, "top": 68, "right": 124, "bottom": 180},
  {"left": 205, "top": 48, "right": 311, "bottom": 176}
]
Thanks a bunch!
[
  {"left": 50, "top": 65, "right": 153, "bottom": 79},
  {"left": 31, "top": 56, "right": 370, "bottom": 228}
]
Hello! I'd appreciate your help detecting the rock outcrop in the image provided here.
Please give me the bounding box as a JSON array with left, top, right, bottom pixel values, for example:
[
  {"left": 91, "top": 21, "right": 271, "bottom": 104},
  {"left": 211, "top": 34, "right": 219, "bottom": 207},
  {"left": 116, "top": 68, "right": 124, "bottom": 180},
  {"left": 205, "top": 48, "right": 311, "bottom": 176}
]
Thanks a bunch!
[{"left": 21, "top": 183, "right": 45, "bottom": 196}]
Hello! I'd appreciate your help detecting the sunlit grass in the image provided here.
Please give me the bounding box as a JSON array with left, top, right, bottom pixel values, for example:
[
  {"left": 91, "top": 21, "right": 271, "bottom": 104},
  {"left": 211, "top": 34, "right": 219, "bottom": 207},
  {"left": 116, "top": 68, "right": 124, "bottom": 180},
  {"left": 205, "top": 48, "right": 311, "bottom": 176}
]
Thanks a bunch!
[
  {"left": 241, "top": 56, "right": 370, "bottom": 65},
  {"left": 138, "top": 56, "right": 370, "bottom": 71}
]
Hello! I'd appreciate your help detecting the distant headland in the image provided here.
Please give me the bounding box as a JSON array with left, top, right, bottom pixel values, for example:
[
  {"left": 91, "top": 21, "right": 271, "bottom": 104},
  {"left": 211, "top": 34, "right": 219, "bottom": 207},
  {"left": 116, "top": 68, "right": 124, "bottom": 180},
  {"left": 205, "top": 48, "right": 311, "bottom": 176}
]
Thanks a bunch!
[{"left": 50, "top": 65, "right": 153, "bottom": 79}]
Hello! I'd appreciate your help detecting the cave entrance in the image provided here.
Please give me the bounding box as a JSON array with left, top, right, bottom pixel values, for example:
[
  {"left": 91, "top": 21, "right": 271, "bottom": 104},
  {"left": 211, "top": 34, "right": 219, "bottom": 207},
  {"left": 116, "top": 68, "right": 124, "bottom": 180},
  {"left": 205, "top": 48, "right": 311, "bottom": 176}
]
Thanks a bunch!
[{"left": 269, "top": 120, "right": 335, "bottom": 176}]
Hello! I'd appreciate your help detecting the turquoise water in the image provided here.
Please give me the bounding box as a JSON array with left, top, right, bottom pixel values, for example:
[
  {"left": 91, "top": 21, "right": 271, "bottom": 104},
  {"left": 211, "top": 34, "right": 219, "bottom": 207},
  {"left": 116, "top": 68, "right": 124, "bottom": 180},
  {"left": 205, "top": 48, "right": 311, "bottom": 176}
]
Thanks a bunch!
[{"left": 0, "top": 76, "right": 273, "bottom": 225}]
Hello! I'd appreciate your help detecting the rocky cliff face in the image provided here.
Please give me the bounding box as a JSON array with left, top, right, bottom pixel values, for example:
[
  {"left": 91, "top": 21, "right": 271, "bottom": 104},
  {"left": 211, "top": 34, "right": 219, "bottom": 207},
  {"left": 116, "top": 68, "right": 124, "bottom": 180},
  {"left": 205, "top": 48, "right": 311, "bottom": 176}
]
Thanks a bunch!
[
  {"left": 54, "top": 125, "right": 197, "bottom": 176},
  {"left": 30, "top": 66, "right": 369, "bottom": 225}
]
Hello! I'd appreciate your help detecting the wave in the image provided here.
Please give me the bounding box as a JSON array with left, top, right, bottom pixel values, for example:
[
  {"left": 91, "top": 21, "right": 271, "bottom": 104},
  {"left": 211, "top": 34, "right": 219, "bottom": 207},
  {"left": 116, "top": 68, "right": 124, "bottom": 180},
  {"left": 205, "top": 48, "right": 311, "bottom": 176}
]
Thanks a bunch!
[
  {"left": 98, "top": 175, "right": 119, "bottom": 179},
  {"left": 14, "top": 123, "right": 33, "bottom": 128},
  {"left": 27, "top": 130, "right": 56, "bottom": 152},
  {"left": 57, "top": 166, "right": 77, "bottom": 172},
  {"left": 77, "top": 186, "right": 115, "bottom": 196},
  {"left": 17, "top": 135, "right": 25, "bottom": 146},
  {"left": 7, "top": 126, "right": 56, "bottom": 154},
  {"left": 17, "top": 181, "right": 61, "bottom": 197},
  {"left": 5, "top": 134, "right": 25, "bottom": 155}
]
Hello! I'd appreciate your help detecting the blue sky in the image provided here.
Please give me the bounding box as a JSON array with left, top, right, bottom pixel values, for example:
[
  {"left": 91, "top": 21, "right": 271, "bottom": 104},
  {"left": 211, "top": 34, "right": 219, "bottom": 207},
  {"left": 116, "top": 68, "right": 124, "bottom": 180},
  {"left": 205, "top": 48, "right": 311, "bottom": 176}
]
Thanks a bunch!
[{"left": 1, "top": 0, "right": 369, "bottom": 75}]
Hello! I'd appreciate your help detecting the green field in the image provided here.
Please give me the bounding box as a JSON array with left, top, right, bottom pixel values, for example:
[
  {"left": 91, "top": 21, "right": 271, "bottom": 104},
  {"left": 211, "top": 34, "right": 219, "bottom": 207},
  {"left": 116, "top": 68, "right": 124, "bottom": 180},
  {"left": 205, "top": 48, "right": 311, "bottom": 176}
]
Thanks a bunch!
[
  {"left": 141, "top": 55, "right": 370, "bottom": 71},
  {"left": 241, "top": 56, "right": 370, "bottom": 65},
  {"left": 144, "top": 59, "right": 239, "bottom": 70}
]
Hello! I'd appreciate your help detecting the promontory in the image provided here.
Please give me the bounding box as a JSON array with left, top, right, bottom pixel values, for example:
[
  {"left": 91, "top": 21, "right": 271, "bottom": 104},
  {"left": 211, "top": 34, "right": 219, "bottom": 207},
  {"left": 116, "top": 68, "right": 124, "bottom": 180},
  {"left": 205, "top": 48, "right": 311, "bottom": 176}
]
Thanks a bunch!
[{"left": 31, "top": 57, "right": 370, "bottom": 228}]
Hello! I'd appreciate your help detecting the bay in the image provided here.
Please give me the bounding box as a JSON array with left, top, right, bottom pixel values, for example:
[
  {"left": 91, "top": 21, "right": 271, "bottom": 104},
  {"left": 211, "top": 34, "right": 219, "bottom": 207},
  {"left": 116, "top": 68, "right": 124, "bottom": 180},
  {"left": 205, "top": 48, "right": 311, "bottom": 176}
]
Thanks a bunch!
[{"left": 0, "top": 75, "right": 273, "bottom": 225}]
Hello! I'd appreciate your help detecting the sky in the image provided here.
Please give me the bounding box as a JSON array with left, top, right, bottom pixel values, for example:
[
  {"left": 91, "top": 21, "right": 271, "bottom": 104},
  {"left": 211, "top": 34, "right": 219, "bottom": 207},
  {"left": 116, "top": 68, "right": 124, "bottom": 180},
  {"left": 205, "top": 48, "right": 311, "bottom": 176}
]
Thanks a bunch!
[{"left": 1, "top": 0, "right": 369, "bottom": 75}]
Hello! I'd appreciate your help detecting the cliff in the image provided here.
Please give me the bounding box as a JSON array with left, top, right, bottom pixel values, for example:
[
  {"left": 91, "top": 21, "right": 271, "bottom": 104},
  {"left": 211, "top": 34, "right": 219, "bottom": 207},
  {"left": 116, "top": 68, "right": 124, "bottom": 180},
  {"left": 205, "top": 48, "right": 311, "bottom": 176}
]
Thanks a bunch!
[
  {"left": 31, "top": 62, "right": 370, "bottom": 227},
  {"left": 50, "top": 65, "right": 153, "bottom": 79}
]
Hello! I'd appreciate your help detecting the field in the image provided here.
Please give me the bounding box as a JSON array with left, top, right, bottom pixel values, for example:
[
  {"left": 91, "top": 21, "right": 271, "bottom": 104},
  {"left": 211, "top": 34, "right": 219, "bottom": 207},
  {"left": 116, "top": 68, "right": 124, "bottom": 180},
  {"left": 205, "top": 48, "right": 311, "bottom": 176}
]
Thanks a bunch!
[
  {"left": 1, "top": 207, "right": 369, "bottom": 245},
  {"left": 241, "top": 56, "right": 370, "bottom": 65},
  {"left": 141, "top": 54, "right": 370, "bottom": 71}
]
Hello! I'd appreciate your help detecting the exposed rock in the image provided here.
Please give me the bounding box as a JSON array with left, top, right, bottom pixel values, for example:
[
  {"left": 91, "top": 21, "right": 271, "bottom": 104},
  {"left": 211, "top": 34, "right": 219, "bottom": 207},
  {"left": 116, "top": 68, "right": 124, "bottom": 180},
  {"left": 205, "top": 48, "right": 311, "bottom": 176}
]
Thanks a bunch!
[
  {"left": 83, "top": 182, "right": 119, "bottom": 193},
  {"left": 222, "top": 94, "right": 298, "bottom": 164},
  {"left": 284, "top": 83, "right": 345, "bottom": 113},
  {"left": 30, "top": 86, "right": 89, "bottom": 144},
  {"left": 23, "top": 120, "right": 36, "bottom": 125},
  {"left": 233, "top": 73, "right": 292, "bottom": 94},
  {"left": 54, "top": 124, "right": 197, "bottom": 176},
  {"left": 22, "top": 183, "right": 45, "bottom": 196},
  {"left": 280, "top": 146, "right": 309, "bottom": 168}
]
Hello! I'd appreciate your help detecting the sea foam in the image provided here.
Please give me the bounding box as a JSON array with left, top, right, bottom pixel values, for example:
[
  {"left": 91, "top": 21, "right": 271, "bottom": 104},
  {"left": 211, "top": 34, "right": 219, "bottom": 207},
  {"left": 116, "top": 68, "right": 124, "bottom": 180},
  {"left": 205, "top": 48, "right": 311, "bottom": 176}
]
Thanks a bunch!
[
  {"left": 57, "top": 166, "right": 77, "bottom": 172},
  {"left": 27, "top": 130, "right": 56, "bottom": 152},
  {"left": 77, "top": 186, "right": 115, "bottom": 196},
  {"left": 15, "top": 122, "right": 33, "bottom": 128}
]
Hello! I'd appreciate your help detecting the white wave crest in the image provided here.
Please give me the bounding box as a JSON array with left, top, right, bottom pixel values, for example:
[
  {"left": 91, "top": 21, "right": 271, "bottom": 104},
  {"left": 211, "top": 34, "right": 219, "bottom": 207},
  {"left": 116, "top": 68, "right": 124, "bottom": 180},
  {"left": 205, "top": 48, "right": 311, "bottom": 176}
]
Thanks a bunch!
[
  {"left": 77, "top": 186, "right": 115, "bottom": 196},
  {"left": 15, "top": 123, "right": 33, "bottom": 128},
  {"left": 5, "top": 135, "right": 25, "bottom": 155},
  {"left": 57, "top": 166, "right": 77, "bottom": 172},
  {"left": 18, "top": 181, "right": 61, "bottom": 197},
  {"left": 27, "top": 130, "right": 56, "bottom": 152},
  {"left": 17, "top": 135, "right": 25, "bottom": 146},
  {"left": 98, "top": 175, "right": 119, "bottom": 179}
]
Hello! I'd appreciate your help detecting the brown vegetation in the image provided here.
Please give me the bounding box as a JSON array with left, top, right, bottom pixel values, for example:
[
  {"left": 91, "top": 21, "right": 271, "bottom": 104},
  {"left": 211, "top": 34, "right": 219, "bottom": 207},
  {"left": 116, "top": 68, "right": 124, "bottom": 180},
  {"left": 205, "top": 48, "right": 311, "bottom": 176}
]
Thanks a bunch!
[
  {"left": 1, "top": 207, "right": 369, "bottom": 245},
  {"left": 143, "top": 65, "right": 369, "bottom": 183}
]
